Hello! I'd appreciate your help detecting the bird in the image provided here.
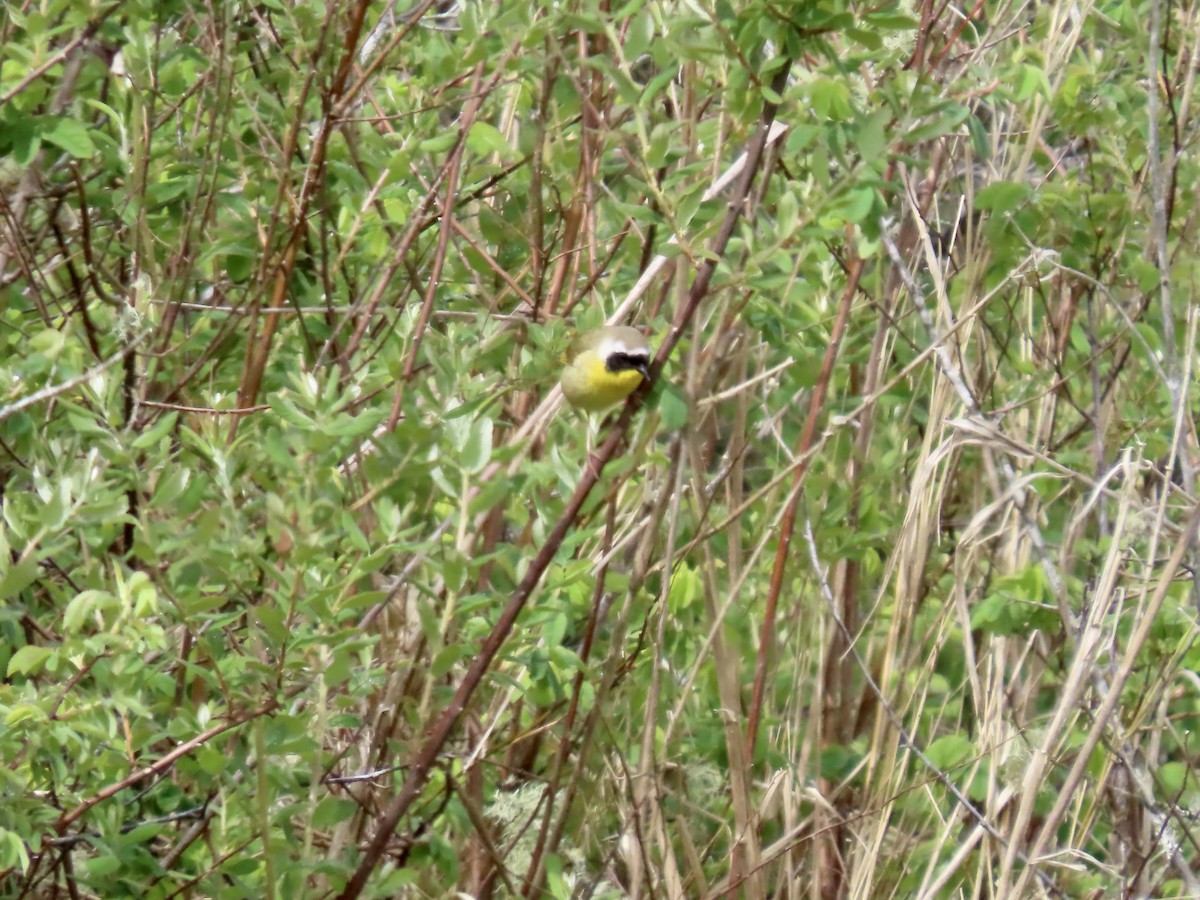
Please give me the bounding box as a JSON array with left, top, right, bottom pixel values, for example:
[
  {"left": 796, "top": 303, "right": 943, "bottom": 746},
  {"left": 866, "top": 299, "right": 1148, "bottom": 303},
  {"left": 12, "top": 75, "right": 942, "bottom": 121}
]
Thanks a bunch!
[{"left": 559, "top": 325, "right": 652, "bottom": 411}]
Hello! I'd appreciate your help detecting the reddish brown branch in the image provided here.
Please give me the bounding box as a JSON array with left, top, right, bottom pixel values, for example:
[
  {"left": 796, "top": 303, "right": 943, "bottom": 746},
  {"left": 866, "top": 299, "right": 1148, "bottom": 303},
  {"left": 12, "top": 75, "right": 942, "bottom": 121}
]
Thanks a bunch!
[
  {"left": 0, "top": 3, "right": 120, "bottom": 107},
  {"left": 334, "top": 417, "right": 632, "bottom": 900},
  {"left": 401, "top": 60, "right": 490, "bottom": 383},
  {"left": 334, "top": 60, "right": 792, "bottom": 900},
  {"left": 54, "top": 696, "right": 284, "bottom": 832},
  {"left": 231, "top": 0, "right": 374, "bottom": 432},
  {"left": 745, "top": 250, "right": 863, "bottom": 752}
]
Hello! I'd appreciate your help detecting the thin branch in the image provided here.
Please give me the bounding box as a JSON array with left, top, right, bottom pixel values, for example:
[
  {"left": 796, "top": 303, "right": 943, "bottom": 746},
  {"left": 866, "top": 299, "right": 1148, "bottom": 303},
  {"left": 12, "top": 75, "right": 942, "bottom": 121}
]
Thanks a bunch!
[
  {"left": 333, "top": 62, "right": 791, "bottom": 900},
  {"left": 0, "top": 334, "right": 145, "bottom": 424},
  {"left": 54, "top": 695, "right": 285, "bottom": 832}
]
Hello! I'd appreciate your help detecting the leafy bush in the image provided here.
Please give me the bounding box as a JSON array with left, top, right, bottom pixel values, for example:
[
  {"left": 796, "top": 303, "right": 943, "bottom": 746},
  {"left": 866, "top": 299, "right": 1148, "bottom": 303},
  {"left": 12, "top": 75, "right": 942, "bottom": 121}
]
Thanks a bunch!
[{"left": 3, "top": 0, "right": 1200, "bottom": 897}]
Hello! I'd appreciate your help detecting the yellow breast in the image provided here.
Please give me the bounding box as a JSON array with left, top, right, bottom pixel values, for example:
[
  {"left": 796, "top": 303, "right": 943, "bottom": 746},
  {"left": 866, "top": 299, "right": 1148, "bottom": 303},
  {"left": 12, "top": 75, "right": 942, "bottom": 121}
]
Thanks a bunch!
[{"left": 561, "top": 350, "right": 645, "bottom": 411}]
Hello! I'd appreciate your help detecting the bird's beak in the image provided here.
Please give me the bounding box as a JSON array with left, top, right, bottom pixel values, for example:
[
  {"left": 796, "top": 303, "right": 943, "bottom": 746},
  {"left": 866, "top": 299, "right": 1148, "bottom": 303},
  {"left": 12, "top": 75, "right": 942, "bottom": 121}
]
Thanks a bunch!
[{"left": 636, "top": 361, "right": 651, "bottom": 381}]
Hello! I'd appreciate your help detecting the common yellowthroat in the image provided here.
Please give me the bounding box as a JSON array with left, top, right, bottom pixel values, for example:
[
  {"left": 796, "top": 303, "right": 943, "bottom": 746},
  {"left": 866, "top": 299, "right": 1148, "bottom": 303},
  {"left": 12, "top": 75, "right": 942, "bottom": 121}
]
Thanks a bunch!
[{"left": 560, "top": 325, "right": 652, "bottom": 411}]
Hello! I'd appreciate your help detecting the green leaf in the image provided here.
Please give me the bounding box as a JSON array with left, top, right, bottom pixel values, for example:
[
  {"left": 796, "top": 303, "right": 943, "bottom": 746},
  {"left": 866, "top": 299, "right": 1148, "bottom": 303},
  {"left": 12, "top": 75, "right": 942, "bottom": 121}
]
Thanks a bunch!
[
  {"left": 432, "top": 644, "right": 467, "bottom": 678},
  {"left": 268, "top": 395, "right": 317, "bottom": 429},
  {"left": 0, "top": 557, "right": 38, "bottom": 600},
  {"left": 905, "top": 103, "right": 969, "bottom": 143},
  {"left": 776, "top": 189, "right": 800, "bottom": 236},
  {"left": 461, "top": 416, "right": 493, "bottom": 473},
  {"left": 866, "top": 11, "right": 919, "bottom": 29},
  {"left": 29, "top": 328, "right": 66, "bottom": 357},
  {"left": 63, "top": 589, "right": 118, "bottom": 633},
  {"left": 668, "top": 565, "right": 699, "bottom": 612},
  {"left": 545, "top": 852, "right": 570, "bottom": 899},
  {"left": 324, "top": 411, "right": 384, "bottom": 438},
  {"left": 67, "top": 409, "right": 112, "bottom": 437},
  {"left": 466, "top": 122, "right": 511, "bottom": 158},
  {"left": 646, "top": 122, "right": 673, "bottom": 168},
  {"left": 1158, "top": 761, "right": 1189, "bottom": 795},
  {"left": 254, "top": 603, "right": 287, "bottom": 643},
  {"left": 430, "top": 465, "right": 458, "bottom": 498},
  {"left": 225, "top": 250, "right": 255, "bottom": 283},
  {"left": 7, "top": 117, "right": 40, "bottom": 165},
  {"left": 968, "top": 594, "right": 1003, "bottom": 630},
  {"left": 542, "top": 610, "right": 568, "bottom": 647},
  {"left": 196, "top": 745, "right": 229, "bottom": 776},
  {"left": 419, "top": 132, "right": 458, "bottom": 154},
  {"left": 624, "top": 7, "right": 654, "bottom": 59},
  {"left": 1015, "top": 63, "right": 1050, "bottom": 101},
  {"left": 468, "top": 471, "right": 513, "bottom": 514},
  {"left": 834, "top": 187, "right": 877, "bottom": 223},
  {"left": 967, "top": 113, "right": 991, "bottom": 159},
  {"left": 658, "top": 381, "right": 688, "bottom": 430},
  {"left": 131, "top": 412, "right": 179, "bottom": 449},
  {"left": 311, "top": 796, "right": 357, "bottom": 828},
  {"left": 925, "top": 734, "right": 973, "bottom": 769},
  {"left": 375, "top": 869, "right": 419, "bottom": 890},
  {"left": 0, "top": 828, "right": 31, "bottom": 872},
  {"left": 975, "top": 181, "right": 1031, "bottom": 212},
  {"left": 7, "top": 644, "right": 52, "bottom": 676},
  {"left": 809, "top": 76, "right": 854, "bottom": 120},
  {"left": 5, "top": 704, "right": 48, "bottom": 725},
  {"left": 41, "top": 117, "right": 95, "bottom": 158},
  {"left": 857, "top": 109, "right": 890, "bottom": 163},
  {"left": 84, "top": 855, "right": 122, "bottom": 877}
]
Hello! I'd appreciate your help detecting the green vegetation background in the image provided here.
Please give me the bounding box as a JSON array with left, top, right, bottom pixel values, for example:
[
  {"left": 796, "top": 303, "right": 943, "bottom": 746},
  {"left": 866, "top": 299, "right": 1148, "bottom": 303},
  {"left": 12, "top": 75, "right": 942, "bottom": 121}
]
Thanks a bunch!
[{"left": 2, "top": 0, "right": 1200, "bottom": 897}]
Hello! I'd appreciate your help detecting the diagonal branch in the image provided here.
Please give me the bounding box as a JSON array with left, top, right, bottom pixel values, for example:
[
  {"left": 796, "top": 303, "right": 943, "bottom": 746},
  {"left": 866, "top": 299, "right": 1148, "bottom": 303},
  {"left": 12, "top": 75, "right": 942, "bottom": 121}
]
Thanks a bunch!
[{"left": 333, "top": 59, "right": 793, "bottom": 900}]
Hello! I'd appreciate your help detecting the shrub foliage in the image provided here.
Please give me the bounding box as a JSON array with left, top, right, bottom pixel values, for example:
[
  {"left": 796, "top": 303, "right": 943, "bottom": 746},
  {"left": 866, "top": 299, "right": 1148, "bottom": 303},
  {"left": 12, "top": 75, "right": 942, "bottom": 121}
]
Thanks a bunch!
[{"left": 3, "top": 0, "right": 1200, "bottom": 897}]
